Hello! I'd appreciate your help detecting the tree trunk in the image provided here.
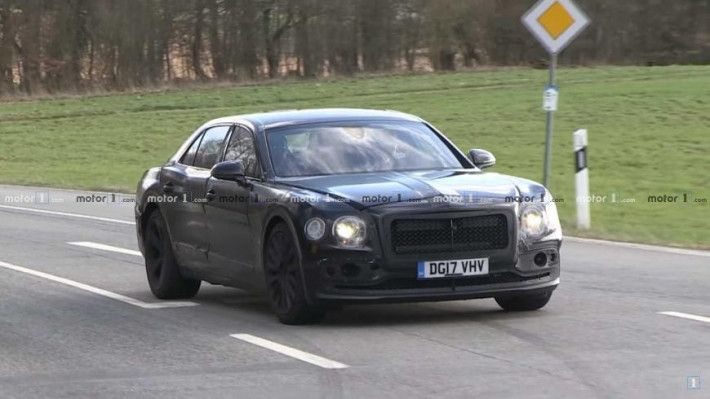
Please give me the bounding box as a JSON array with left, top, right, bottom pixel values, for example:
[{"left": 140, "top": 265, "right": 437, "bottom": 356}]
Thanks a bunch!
[
  {"left": 208, "top": 0, "right": 225, "bottom": 79},
  {"left": 17, "top": 0, "right": 43, "bottom": 94},
  {"left": 296, "top": 8, "right": 313, "bottom": 77},
  {"left": 192, "top": 0, "right": 207, "bottom": 80},
  {"left": 233, "top": 0, "right": 258, "bottom": 79},
  {"left": 262, "top": 5, "right": 293, "bottom": 79},
  {"left": 262, "top": 8, "right": 277, "bottom": 78},
  {"left": 0, "top": 8, "right": 16, "bottom": 94}
]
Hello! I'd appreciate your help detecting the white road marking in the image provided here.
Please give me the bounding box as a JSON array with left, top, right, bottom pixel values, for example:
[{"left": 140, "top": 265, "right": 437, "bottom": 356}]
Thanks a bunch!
[
  {"left": 0, "top": 204, "right": 135, "bottom": 225},
  {"left": 565, "top": 236, "right": 710, "bottom": 258},
  {"left": 230, "top": 334, "right": 349, "bottom": 369},
  {"left": 68, "top": 241, "right": 142, "bottom": 257},
  {"left": 658, "top": 311, "right": 710, "bottom": 324},
  {"left": 0, "top": 260, "right": 197, "bottom": 309}
]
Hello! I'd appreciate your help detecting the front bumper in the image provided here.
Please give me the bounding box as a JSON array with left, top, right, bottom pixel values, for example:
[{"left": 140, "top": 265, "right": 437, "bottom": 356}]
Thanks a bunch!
[
  {"left": 300, "top": 239, "right": 561, "bottom": 304},
  {"left": 316, "top": 276, "right": 559, "bottom": 304}
]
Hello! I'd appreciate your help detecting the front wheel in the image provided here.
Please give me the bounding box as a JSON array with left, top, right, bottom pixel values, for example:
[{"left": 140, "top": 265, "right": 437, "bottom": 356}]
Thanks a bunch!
[
  {"left": 143, "top": 211, "right": 201, "bottom": 299},
  {"left": 263, "top": 222, "right": 325, "bottom": 325},
  {"left": 495, "top": 289, "right": 553, "bottom": 311}
]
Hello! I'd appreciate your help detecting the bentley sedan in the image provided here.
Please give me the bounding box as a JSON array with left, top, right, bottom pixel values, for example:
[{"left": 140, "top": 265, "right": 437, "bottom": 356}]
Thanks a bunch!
[{"left": 135, "top": 109, "right": 562, "bottom": 324}]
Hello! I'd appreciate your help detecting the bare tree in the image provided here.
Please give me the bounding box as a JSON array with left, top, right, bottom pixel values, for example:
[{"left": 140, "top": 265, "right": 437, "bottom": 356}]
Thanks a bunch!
[
  {"left": 261, "top": 0, "right": 293, "bottom": 79},
  {"left": 0, "top": 0, "right": 708, "bottom": 95}
]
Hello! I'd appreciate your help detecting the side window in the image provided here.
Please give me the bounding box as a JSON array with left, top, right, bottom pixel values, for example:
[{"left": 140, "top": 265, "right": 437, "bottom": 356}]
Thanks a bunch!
[
  {"left": 180, "top": 133, "right": 203, "bottom": 165},
  {"left": 193, "top": 126, "right": 230, "bottom": 169},
  {"left": 224, "top": 126, "right": 261, "bottom": 177}
]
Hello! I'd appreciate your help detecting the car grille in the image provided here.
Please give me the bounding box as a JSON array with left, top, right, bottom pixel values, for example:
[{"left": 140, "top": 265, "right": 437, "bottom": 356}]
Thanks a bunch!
[{"left": 391, "top": 214, "right": 509, "bottom": 254}]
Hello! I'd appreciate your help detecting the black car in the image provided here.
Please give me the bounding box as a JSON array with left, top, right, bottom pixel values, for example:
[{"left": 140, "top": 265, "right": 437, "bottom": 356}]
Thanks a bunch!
[{"left": 135, "top": 108, "right": 562, "bottom": 324}]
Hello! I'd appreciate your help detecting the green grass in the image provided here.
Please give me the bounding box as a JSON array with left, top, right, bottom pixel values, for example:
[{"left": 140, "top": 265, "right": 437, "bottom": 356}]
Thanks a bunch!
[{"left": 1, "top": 65, "right": 708, "bottom": 248}]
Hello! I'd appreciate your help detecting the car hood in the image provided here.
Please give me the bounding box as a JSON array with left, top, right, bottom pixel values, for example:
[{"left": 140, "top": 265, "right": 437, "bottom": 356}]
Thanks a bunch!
[{"left": 277, "top": 170, "right": 548, "bottom": 209}]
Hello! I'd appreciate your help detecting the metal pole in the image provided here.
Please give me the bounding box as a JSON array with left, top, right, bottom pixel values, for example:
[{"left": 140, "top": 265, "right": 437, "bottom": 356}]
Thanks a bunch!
[{"left": 543, "top": 53, "right": 558, "bottom": 188}]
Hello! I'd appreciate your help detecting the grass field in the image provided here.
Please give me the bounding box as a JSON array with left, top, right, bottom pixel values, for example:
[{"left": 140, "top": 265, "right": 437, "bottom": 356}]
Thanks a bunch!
[{"left": 0, "top": 65, "right": 708, "bottom": 248}]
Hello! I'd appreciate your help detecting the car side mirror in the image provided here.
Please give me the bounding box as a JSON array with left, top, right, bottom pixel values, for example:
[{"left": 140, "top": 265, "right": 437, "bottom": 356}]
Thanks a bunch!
[
  {"left": 211, "top": 161, "right": 246, "bottom": 184},
  {"left": 468, "top": 149, "right": 496, "bottom": 169}
]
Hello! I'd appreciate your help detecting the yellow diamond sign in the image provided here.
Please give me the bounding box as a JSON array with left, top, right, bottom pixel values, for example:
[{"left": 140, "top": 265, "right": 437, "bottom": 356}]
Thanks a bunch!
[
  {"left": 522, "top": 0, "right": 590, "bottom": 54},
  {"left": 537, "top": 2, "right": 575, "bottom": 39}
]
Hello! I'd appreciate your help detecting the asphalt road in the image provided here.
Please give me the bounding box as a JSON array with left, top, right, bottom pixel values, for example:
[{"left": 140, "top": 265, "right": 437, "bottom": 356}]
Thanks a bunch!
[{"left": 0, "top": 184, "right": 708, "bottom": 398}]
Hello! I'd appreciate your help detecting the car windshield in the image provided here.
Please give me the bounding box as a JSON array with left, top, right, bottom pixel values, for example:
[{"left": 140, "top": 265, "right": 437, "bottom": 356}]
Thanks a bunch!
[{"left": 266, "top": 121, "right": 464, "bottom": 177}]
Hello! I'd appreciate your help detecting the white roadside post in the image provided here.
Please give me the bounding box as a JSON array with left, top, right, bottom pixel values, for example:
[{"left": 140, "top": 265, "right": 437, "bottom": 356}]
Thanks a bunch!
[
  {"left": 522, "top": 0, "right": 590, "bottom": 188},
  {"left": 573, "top": 129, "right": 590, "bottom": 229}
]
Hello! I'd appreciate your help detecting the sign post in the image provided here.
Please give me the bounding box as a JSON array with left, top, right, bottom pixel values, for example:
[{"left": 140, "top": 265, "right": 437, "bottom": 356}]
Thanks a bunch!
[
  {"left": 522, "top": 0, "right": 590, "bottom": 188},
  {"left": 542, "top": 54, "right": 558, "bottom": 188},
  {"left": 573, "top": 129, "right": 590, "bottom": 229}
]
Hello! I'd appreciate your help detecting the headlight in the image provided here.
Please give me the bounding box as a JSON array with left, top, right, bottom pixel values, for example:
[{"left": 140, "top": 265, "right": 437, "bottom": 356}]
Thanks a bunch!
[
  {"left": 545, "top": 200, "right": 562, "bottom": 236},
  {"left": 519, "top": 193, "right": 561, "bottom": 242},
  {"left": 520, "top": 205, "right": 547, "bottom": 239},
  {"left": 332, "top": 216, "right": 366, "bottom": 247},
  {"left": 304, "top": 217, "right": 326, "bottom": 240}
]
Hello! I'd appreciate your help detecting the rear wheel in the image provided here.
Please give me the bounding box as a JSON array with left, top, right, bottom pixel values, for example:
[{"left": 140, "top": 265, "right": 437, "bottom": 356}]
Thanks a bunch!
[
  {"left": 143, "top": 211, "right": 201, "bottom": 299},
  {"left": 495, "top": 289, "right": 553, "bottom": 311},
  {"left": 264, "top": 222, "right": 325, "bottom": 325}
]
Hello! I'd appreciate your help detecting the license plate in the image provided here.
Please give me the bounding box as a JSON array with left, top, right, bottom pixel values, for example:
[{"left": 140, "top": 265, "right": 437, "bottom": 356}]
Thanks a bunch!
[{"left": 417, "top": 258, "right": 489, "bottom": 279}]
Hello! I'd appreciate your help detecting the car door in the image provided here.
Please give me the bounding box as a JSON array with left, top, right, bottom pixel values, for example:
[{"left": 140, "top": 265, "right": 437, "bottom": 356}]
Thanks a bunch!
[
  {"left": 204, "top": 125, "right": 262, "bottom": 283},
  {"left": 161, "top": 125, "right": 231, "bottom": 274}
]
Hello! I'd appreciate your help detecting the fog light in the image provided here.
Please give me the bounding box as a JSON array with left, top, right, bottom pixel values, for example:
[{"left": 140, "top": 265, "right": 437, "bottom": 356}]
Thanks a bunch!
[
  {"left": 533, "top": 252, "right": 548, "bottom": 267},
  {"left": 304, "top": 217, "right": 326, "bottom": 240}
]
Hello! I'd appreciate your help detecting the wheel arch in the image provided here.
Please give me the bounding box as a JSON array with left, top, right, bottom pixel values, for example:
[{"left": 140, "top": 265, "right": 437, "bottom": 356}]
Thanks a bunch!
[
  {"left": 261, "top": 207, "right": 303, "bottom": 266},
  {"left": 137, "top": 202, "right": 178, "bottom": 256},
  {"left": 261, "top": 207, "right": 314, "bottom": 302},
  {"left": 136, "top": 202, "right": 159, "bottom": 253},
  {"left": 141, "top": 202, "right": 160, "bottom": 232}
]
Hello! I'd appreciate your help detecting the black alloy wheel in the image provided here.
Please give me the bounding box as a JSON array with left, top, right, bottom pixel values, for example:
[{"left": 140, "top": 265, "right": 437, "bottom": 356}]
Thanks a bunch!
[
  {"left": 143, "top": 211, "right": 201, "bottom": 299},
  {"left": 264, "top": 222, "right": 325, "bottom": 324}
]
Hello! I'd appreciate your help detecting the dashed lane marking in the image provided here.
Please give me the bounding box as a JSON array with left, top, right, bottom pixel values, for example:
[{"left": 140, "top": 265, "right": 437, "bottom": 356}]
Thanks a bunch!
[
  {"left": 0, "top": 260, "right": 197, "bottom": 309},
  {"left": 68, "top": 241, "right": 142, "bottom": 257},
  {"left": 231, "top": 333, "right": 349, "bottom": 369}
]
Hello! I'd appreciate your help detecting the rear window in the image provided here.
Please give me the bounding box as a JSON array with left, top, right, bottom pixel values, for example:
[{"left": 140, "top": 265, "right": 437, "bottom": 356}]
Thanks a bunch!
[
  {"left": 193, "top": 126, "right": 230, "bottom": 169},
  {"left": 180, "top": 134, "right": 203, "bottom": 165}
]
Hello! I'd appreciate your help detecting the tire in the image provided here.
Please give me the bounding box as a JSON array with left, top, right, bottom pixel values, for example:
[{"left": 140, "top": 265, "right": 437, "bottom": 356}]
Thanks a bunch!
[
  {"left": 143, "top": 210, "right": 201, "bottom": 299},
  {"left": 495, "top": 289, "right": 553, "bottom": 311},
  {"left": 263, "top": 222, "right": 325, "bottom": 325}
]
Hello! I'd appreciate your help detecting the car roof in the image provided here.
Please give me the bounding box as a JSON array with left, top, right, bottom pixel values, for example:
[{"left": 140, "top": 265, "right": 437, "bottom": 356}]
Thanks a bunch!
[{"left": 205, "top": 108, "right": 424, "bottom": 129}]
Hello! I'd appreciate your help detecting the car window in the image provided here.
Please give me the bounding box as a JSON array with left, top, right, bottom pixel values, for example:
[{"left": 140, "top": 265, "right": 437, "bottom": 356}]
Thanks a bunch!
[
  {"left": 180, "top": 133, "right": 203, "bottom": 165},
  {"left": 266, "top": 121, "right": 463, "bottom": 177},
  {"left": 193, "top": 126, "right": 230, "bottom": 169},
  {"left": 224, "top": 126, "right": 260, "bottom": 177}
]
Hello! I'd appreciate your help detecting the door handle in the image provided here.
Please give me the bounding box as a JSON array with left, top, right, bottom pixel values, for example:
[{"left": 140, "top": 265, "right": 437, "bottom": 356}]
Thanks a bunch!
[
  {"left": 206, "top": 189, "right": 216, "bottom": 202},
  {"left": 162, "top": 182, "right": 175, "bottom": 194}
]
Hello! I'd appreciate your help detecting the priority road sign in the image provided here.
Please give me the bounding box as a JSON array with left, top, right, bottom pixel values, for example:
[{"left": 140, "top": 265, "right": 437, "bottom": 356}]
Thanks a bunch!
[
  {"left": 521, "top": 0, "right": 590, "bottom": 188},
  {"left": 522, "top": 0, "right": 590, "bottom": 55}
]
